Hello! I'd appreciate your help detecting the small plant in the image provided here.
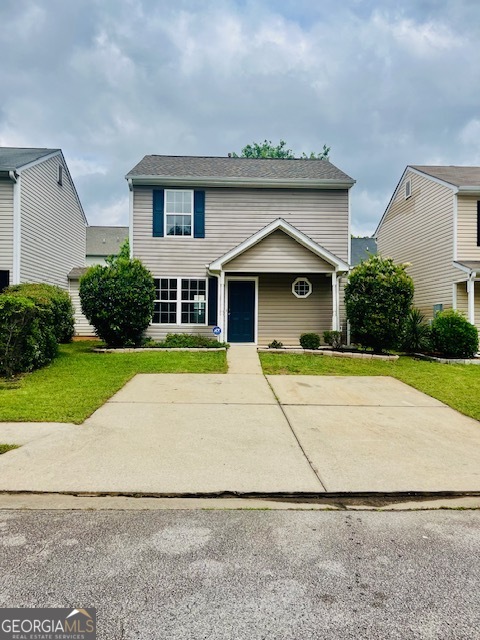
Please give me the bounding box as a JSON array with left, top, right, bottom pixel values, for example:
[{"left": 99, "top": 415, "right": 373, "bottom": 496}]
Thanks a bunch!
[
  {"left": 268, "top": 340, "right": 283, "bottom": 349},
  {"left": 323, "top": 330, "right": 343, "bottom": 349},
  {"left": 299, "top": 333, "right": 321, "bottom": 350},
  {"left": 401, "top": 308, "right": 431, "bottom": 353},
  {"left": 431, "top": 309, "right": 478, "bottom": 359}
]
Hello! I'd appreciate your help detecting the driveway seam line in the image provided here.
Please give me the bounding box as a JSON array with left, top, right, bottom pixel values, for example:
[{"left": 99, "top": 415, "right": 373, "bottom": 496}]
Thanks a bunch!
[{"left": 263, "top": 375, "right": 328, "bottom": 492}]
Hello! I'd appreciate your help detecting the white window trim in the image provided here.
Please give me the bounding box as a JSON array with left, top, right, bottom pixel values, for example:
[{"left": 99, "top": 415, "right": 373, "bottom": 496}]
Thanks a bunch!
[
  {"left": 152, "top": 276, "right": 208, "bottom": 326},
  {"left": 164, "top": 189, "right": 194, "bottom": 237},
  {"left": 292, "top": 277, "right": 312, "bottom": 298}
]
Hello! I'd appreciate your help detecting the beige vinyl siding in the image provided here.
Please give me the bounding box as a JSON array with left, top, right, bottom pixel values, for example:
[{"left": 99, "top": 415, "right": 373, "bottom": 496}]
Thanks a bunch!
[
  {"left": 457, "top": 195, "right": 480, "bottom": 261},
  {"left": 0, "top": 180, "right": 14, "bottom": 275},
  {"left": 377, "top": 170, "right": 457, "bottom": 322},
  {"left": 133, "top": 187, "right": 349, "bottom": 277},
  {"left": 69, "top": 279, "right": 96, "bottom": 336},
  {"left": 19, "top": 155, "right": 86, "bottom": 289},
  {"left": 258, "top": 274, "right": 332, "bottom": 346},
  {"left": 224, "top": 230, "right": 334, "bottom": 272}
]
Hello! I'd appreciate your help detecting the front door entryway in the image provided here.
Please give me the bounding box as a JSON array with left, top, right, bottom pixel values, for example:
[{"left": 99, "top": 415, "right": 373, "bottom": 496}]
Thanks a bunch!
[{"left": 227, "top": 280, "right": 256, "bottom": 343}]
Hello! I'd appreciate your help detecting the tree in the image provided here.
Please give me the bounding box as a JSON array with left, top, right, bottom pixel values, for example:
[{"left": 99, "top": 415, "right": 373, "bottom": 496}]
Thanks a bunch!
[
  {"left": 344, "top": 255, "right": 414, "bottom": 353},
  {"left": 79, "top": 240, "right": 155, "bottom": 347},
  {"left": 230, "top": 139, "right": 330, "bottom": 160}
]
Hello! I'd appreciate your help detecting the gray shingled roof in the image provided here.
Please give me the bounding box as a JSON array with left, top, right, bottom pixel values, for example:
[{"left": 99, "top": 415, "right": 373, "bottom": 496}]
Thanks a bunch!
[
  {"left": 126, "top": 155, "right": 354, "bottom": 184},
  {"left": 351, "top": 237, "right": 377, "bottom": 266},
  {"left": 412, "top": 165, "right": 480, "bottom": 187},
  {"left": 0, "top": 147, "right": 59, "bottom": 171},
  {"left": 87, "top": 226, "right": 129, "bottom": 256}
]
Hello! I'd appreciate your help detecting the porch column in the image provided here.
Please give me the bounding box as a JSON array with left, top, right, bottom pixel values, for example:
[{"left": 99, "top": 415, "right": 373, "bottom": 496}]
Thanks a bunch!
[
  {"left": 217, "top": 270, "right": 226, "bottom": 341},
  {"left": 467, "top": 275, "right": 476, "bottom": 325},
  {"left": 331, "top": 272, "right": 339, "bottom": 331}
]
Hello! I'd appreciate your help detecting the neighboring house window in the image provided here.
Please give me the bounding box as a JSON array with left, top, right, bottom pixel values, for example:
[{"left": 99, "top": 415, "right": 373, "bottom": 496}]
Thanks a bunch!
[
  {"left": 477, "top": 201, "right": 480, "bottom": 246},
  {"left": 165, "top": 190, "right": 193, "bottom": 236},
  {"left": 57, "top": 165, "right": 63, "bottom": 186},
  {"left": 292, "top": 277, "right": 312, "bottom": 298},
  {"left": 153, "top": 278, "right": 207, "bottom": 324},
  {"left": 405, "top": 179, "right": 411, "bottom": 199},
  {"left": 433, "top": 303, "right": 443, "bottom": 317}
]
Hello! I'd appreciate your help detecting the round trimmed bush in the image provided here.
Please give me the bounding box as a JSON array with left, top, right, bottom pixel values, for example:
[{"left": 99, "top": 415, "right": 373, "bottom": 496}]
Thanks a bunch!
[
  {"left": 431, "top": 309, "right": 478, "bottom": 358},
  {"left": 300, "top": 332, "right": 321, "bottom": 350},
  {"left": 345, "top": 255, "right": 414, "bottom": 353},
  {"left": 79, "top": 244, "right": 155, "bottom": 347}
]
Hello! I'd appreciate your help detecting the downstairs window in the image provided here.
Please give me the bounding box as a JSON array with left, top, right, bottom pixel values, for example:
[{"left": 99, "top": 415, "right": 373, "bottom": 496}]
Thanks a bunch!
[{"left": 153, "top": 278, "right": 207, "bottom": 325}]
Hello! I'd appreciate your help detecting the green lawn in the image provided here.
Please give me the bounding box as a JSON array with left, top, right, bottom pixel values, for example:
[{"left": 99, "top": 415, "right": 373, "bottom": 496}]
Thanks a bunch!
[
  {"left": 0, "top": 341, "right": 227, "bottom": 424},
  {"left": 260, "top": 352, "right": 480, "bottom": 423},
  {"left": 0, "top": 444, "right": 19, "bottom": 455}
]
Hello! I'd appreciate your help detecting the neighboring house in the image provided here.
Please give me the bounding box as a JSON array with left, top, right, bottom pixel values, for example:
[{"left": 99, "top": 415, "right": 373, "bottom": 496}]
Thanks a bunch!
[
  {"left": 85, "top": 225, "right": 129, "bottom": 265},
  {"left": 68, "top": 225, "right": 128, "bottom": 335},
  {"left": 376, "top": 165, "right": 480, "bottom": 334},
  {"left": 351, "top": 236, "right": 377, "bottom": 266},
  {"left": 126, "top": 155, "right": 355, "bottom": 345},
  {"left": 0, "top": 147, "right": 86, "bottom": 292}
]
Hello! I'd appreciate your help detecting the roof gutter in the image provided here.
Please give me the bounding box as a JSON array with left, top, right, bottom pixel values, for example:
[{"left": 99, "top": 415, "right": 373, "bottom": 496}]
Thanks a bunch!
[
  {"left": 8, "top": 170, "right": 18, "bottom": 183},
  {"left": 125, "top": 175, "right": 355, "bottom": 190},
  {"left": 457, "top": 186, "right": 480, "bottom": 196}
]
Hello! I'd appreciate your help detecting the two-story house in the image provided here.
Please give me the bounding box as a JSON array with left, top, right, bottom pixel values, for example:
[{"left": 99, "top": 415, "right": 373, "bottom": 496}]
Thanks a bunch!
[
  {"left": 126, "top": 155, "right": 355, "bottom": 345},
  {"left": 0, "top": 147, "right": 87, "bottom": 292},
  {"left": 376, "top": 165, "right": 480, "bottom": 334}
]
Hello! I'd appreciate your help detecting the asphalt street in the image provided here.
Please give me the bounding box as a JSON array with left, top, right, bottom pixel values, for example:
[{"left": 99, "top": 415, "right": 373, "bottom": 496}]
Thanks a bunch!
[{"left": 0, "top": 510, "right": 479, "bottom": 639}]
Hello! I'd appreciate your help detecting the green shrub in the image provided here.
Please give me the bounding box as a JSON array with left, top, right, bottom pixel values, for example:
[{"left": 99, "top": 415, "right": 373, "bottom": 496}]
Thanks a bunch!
[
  {"left": 431, "top": 309, "right": 478, "bottom": 358},
  {"left": 401, "top": 308, "right": 431, "bottom": 353},
  {"left": 268, "top": 340, "right": 284, "bottom": 349},
  {"left": 6, "top": 283, "right": 74, "bottom": 343},
  {"left": 79, "top": 241, "right": 155, "bottom": 347},
  {"left": 160, "top": 333, "right": 227, "bottom": 349},
  {"left": 345, "top": 255, "right": 414, "bottom": 353},
  {"left": 299, "top": 333, "right": 321, "bottom": 350},
  {"left": 323, "top": 330, "right": 342, "bottom": 349},
  {"left": 0, "top": 295, "right": 57, "bottom": 377}
]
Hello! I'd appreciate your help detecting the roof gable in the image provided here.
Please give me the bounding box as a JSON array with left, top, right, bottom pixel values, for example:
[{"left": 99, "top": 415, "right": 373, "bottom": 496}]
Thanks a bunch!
[
  {"left": 209, "top": 218, "right": 349, "bottom": 272},
  {"left": 87, "top": 226, "right": 129, "bottom": 255},
  {"left": 411, "top": 165, "right": 480, "bottom": 188}
]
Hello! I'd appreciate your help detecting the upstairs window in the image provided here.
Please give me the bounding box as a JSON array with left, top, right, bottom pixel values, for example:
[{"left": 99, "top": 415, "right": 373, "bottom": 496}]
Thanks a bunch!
[
  {"left": 165, "top": 190, "right": 193, "bottom": 236},
  {"left": 477, "top": 201, "right": 480, "bottom": 246}
]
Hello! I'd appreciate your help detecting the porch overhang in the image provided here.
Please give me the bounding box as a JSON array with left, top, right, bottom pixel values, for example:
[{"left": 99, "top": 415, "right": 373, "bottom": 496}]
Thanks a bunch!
[
  {"left": 208, "top": 218, "right": 350, "bottom": 274},
  {"left": 453, "top": 261, "right": 479, "bottom": 326}
]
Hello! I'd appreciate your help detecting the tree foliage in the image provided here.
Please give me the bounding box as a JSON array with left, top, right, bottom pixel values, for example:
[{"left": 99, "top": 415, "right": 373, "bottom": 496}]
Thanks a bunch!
[
  {"left": 231, "top": 139, "right": 330, "bottom": 160},
  {"left": 79, "top": 240, "right": 155, "bottom": 347},
  {"left": 345, "top": 255, "right": 414, "bottom": 353}
]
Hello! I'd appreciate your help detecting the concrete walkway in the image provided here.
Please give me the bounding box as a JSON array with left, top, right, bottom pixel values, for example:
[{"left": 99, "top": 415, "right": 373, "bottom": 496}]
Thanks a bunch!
[{"left": 0, "top": 347, "right": 480, "bottom": 495}]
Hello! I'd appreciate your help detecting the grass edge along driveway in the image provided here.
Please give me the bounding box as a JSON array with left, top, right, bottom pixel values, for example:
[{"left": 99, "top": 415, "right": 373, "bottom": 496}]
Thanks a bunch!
[
  {"left": 0, "top": 341, "right": 227, "bottom": 424},
  {"left": 260, "top": 352, "right": 480, "bottom": 425}
]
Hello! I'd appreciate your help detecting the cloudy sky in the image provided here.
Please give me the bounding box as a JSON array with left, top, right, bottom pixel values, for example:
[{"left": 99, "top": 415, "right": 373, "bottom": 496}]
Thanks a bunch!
[{"left": 1, "top": 0, "right": 479, "bottom": 234}]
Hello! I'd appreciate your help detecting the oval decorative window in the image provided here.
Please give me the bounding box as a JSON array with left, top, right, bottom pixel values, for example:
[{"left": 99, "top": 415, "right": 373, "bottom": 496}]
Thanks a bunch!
[{"left": 292, "top": 277, "right": 312, "bottom": 298}]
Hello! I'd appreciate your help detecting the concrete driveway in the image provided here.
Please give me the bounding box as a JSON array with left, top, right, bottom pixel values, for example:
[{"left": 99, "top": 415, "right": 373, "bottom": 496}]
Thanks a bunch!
[{"left": 0, "top": 369, "right": 480, "bottom": 495}]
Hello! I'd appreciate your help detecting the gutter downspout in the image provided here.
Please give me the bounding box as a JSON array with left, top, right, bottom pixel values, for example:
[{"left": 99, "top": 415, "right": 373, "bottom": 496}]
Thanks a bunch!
[
  {"left": 467, "top": 271, "right": 476, "bottom": 325},
  {"left": 10, "top": 170, "right": 21, "bottom": 284},
  {"left": 127, "top": 178, "right": 133, "bottom": 258}
]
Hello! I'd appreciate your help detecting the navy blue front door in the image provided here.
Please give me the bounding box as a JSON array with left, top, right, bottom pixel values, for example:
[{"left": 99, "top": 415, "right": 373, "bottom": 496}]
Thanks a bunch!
[{"left": 227, "top": 280, "right": 255, "bottom": 343}]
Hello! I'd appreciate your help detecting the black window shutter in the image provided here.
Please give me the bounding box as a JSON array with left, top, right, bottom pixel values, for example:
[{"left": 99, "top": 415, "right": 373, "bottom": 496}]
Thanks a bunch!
[
  {"left": 193, "top": 190, "right": 205, "bottom": 238},
  {"left": 208, "top": 276, "right": 218, "bottom": 326},
  {"left": 0, "top": 270, "right": 9, "bottom": 293},
  {"left": 153, "top": 189, "right": 164, "bottom": 237},
  {"left": 477, "top": 201, "right": 480, "bottom": 246}
]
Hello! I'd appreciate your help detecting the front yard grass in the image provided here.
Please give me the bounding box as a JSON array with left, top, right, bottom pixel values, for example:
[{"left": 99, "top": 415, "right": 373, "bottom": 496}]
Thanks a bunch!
[
  {"left": 0, "top": 444, "right": 19, "bottom": 455},
  {"left": 260, "top": 352, "right": 480, "bottom": 423},
  {"left": 0, "top": 340, "right": 227, "bottom": 424}
]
